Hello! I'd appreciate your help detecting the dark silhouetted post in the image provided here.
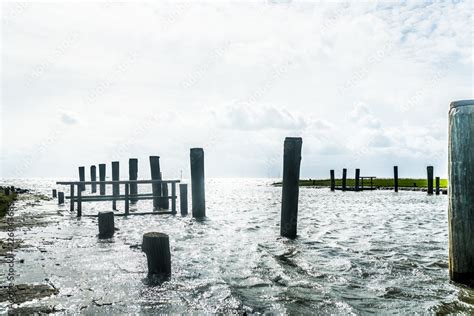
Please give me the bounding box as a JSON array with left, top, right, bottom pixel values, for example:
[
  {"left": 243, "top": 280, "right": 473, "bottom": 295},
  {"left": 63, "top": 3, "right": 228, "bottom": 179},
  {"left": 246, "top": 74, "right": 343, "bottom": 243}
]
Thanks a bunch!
[
  {"left": 98, "top": 211, "right": 114, "bottom": 238},
  {"left": 78, "top": 166, "right": 85, "bottom": 191},
  {"left": 142, "top": 232, "right": 171, "bottom": 277},
  {"left": 179, "top": 184, "right": 188, "bottom": 215},
  {"left": 149, "top": 156, "right": 162, "bottom": 210},
  {"left": 112, "top": 161, "right": 119, "bottom": 210},
  {"left": 342, "top": 168, "right": 347, "bottom": 191},
  {"left": 58, "top": 192, "right": 64, "bottom": 204},
  {"left": 162, "top": 173, "right": 169, "bottom": 210},
  {"left": 436, "top": 177, "right": 440, "bottom": 195},
  {"left": 355, "top": 168, "right": 360, "bottom": 191},
  {"left": 427, "top": 166, "right": 434, "bottom": 195},
  {"left": 171, "top": 182, "right": 176, "bottom": 214},
  {"left": 448, "top": 99, "right": 474, "bottom": 286},
  {"left": 125, "top": 183, "right": 130, "bottom": 215},
  {"left": 5, "top": 188, "right": 10, "bottom": 196},
  {"left": 52, "top": 189, "right": 57, "bottom": 198},
  {"left": 129, "top": 158, "right": 138, "bottom": 203},
  {"left": 330, "top": 170, "right": 335, "bottom": 191},
  {"left": 280, "top": 137, "right": 302, "bottom": 239},
  {"left": 77, "top": 186, "right": 82, "bottom": 217},
  {"left": 70, "top": 184, "right": 74, "bottom": 211},
  {"left": 99, "top": 164, "right": 106, "bottom": 195},
  {"left": 394, "top": 166, "right": 399, "bottom": 192},
  {"left": 190, "top": 148, "right": 205, "bottom": 218},
  {"left": 91, "top": 165, "right": 97, "bottom": 193}
]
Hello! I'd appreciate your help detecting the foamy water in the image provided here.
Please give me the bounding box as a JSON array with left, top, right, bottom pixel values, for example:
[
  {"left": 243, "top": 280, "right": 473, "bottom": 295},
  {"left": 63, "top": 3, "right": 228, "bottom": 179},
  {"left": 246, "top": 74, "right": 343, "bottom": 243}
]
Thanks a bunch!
[{"left": 1, "top": 178, "right": 473, "bottom": 314}]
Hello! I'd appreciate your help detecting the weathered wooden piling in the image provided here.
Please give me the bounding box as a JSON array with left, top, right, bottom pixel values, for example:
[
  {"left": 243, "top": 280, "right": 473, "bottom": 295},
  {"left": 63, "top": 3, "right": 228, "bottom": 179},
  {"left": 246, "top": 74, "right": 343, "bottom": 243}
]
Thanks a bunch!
[
  {"left": 58, "top": 192, "right": 64, "bottom": 204},
  {"left": 70, "top": 184, "right": 74, "bottom": 211},
  {"left": 112, "top": 161, "right": 119, "bottom": 210},
  {"left": 90, "top": 165, "right": 97, "bottom": 193},
  {"left": 427, "top": 166, "right": 434, "bottom": 195},
  {"left": 171, "top": 183, "right": 176, "bottom": 214},
  {"left": 78, "top": 166, "right": 85, "bottom": 191},
  {"left": 394, "top": 166, "right": 399, "bottom": 192},
  {"left": 342, "top": 168, "right": 347, "bottom": 191},
  {"left": 77, "top": 187, "right": 82, "bottom": 217},
  {"left": 142, "top": 232, "right": 171, "bottom": 277},
  {"left": 190, "top": 148, "right": 206, "bottom": 218},
  {"left": 162, "top": 181, "right": 169, "bottom": 210},
  {"left": 129, "top": 158, "right": 138, "bottom": 203},
  {"left": 436, "top": 177, "right": 440, "bottom": 195},
  {"left": 52, "top": 189, "right": 57, "bottom": 198},
  {"left": 149, "top": 156, "right": 162, "bottom": 210},
  {"left": 355, "top": 169, "right": 360, "bottom": 191},
  {"left": 329, "top": 170, "right": 335, "bottom": 191},
  {"left": 448, "top": 99, "right": 474, "bottom": 286},
  {"left": 179, "top": 184, "right": 188, "bottom": 215},
  {"left": 280, "top": 137, "right": 302, "bottom": 239},
  {"left": 98, "top": 211, "right": 115, "bottom": 238},
  {"left": 99, "top": 164, "right": 106, "bottom": 195},
  {"left": 125, "top": 183, "right": 130, "bottom": 215}
]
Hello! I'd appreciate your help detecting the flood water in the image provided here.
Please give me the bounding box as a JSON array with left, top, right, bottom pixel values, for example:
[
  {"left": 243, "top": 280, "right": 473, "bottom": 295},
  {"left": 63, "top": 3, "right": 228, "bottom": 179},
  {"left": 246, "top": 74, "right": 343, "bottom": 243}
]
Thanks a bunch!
[{"left": 1, "top": 178, "right": 473, "bottom": 314}]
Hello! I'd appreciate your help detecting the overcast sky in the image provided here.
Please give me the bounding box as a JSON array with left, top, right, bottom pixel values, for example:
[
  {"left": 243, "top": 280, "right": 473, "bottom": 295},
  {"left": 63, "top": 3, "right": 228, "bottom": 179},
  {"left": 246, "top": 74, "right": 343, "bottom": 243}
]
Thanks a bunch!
[{"left": 1, "top": 0, "right": 473, "bottom": 180}]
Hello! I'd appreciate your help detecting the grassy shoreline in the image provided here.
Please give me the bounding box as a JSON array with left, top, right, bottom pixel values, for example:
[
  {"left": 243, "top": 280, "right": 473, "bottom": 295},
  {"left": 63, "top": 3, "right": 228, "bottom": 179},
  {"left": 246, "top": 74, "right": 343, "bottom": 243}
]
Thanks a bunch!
[{"left": 274, "top": 178, "right": 448, "bottom": 188}]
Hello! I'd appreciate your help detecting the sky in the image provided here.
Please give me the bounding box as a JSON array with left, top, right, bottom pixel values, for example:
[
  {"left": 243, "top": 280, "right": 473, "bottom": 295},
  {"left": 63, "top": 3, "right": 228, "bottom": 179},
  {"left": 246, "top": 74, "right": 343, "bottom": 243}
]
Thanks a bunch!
[{"left": 1, "top": 0, "right": 473, "bottom": 180}]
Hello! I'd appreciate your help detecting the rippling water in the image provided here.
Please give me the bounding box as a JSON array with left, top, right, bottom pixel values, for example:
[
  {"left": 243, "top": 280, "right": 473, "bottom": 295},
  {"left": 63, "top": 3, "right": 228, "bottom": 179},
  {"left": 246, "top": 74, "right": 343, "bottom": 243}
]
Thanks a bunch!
[{"left": 1, "top": 178, "right": 473, "bottom": 314}]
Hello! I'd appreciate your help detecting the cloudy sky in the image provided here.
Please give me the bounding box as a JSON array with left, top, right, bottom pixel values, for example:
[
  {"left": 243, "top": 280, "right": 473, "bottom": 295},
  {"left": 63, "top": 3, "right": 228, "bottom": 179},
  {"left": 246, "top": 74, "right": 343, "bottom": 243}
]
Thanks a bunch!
[{"left": 1, "top": 0, "right": 472, "bottom": 180}]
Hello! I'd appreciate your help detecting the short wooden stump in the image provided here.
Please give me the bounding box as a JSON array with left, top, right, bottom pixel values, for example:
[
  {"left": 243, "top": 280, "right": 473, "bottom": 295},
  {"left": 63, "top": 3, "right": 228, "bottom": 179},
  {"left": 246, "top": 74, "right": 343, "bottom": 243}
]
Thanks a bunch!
[
  {"left": 98, "top": 211, "right": 114, "bottom": 239},
  {"left": 142, "top": 232, "right": 171, "bottom": 277}
]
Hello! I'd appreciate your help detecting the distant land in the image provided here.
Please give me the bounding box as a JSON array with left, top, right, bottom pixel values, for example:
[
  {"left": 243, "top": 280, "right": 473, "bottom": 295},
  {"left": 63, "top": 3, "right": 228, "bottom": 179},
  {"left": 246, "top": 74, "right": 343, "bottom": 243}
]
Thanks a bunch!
[{"left": 273, "top": 178, "right": 448, "bottom": 188}]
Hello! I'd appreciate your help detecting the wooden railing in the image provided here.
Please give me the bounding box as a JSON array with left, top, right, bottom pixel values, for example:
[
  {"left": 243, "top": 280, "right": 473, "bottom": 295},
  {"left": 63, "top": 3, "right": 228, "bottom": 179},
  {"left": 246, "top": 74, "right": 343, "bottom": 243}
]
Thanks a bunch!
[{"left": 56, "top": 180, "right": 180, "bottom": 217}]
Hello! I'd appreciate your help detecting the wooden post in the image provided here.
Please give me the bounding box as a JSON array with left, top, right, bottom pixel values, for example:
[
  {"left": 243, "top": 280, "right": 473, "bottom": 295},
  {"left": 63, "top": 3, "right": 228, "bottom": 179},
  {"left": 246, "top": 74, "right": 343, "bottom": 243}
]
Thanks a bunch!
[
  {"left": 99, "top": 163, "right": 106, "bottom": 195},
  {"left": 142, "top": 232, "right": 171, "bottom": 277},
  {"left": 342, "top": 168, "right": 347, "bottom": 191},
  {"left": 90, "top": 165, "right": 97, "bottom": 193},
  {"left": 330, "top": 170, "right": 335, "bottom": 191},
  {"left": 190, "top": 148, "right": 205, "bottom": 218},
  {"left": 149, "top": 156, "right": 162, "bottom": 210},
  {"left": 70, "top": 184, "right": 74, "bottom": 211},
  {"left": 280, "top": 137, "right": 302, "bottom": 239},
  {"left": 4, "top": 188, "right": 10, "bottom": 196},
  {"left": 436, "top": 177, "right": 440, "bottom": 195},
  {"left": 129, "top": 158, "right": 138, "bottom": 203},
  {"left": 125, "top": 183, "right": 130, "bottom": 215},
  {"left": 448, "top": 99, "right": 474, "bottom": 286},
  {"left": 58, "top": 192, "right": 64, "bottom": 204},
  {"left": 77, "top": 185, "right": 82, "bottom": 217},
  {"left": 78, "top": 166, "right": 85, "bottom": 191},
  {"left": 112, "top": 161, "right": 119, "bottom": 210},
  {"left": 52, "top": 189, "right": 57, "bottom": 198},
  {"left": 427, "top": 166, "right": 434, "bottom": 195},
  {"left": 179, "top": 183, "right": 188, "bottom": 216},
  {"left": 162, "top": 180, "right": 169, "bottom": 210},
  {"left": 394, "top": 166, "right": 399, "bottom": 192},
  {"left": 355, "top": 168, "right": 360, "bottom": 191},
  {"left": 171, "top": 182, "right": 176, "bottom": 214},
  {"left": 98, "top": 211, "right": 115, "bottom": 239}
]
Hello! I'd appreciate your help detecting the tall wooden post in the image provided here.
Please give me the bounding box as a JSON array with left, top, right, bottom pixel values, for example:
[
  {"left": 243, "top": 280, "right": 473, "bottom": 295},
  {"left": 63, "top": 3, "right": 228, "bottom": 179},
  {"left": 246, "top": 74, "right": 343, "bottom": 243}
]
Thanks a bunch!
[
  {"left": 355, "top": 168, "right": 360, "bottom": 191},
  {"left": 342, "top": 168, "right": 347, "bottom": 191},
  {"left": 394, "top": 166, "right": 399, "bottom": 192},
  {"left": 125, "top": 183, "right": 130, "bottom": 215},
  {"left": 190, "top": 148, "right": 206, "bottom": 218},
  {"left": 162, "top": 173, "right": 169, "bottom": 210},
  {"left": 448, "top": 99, "right": 474, "bottom": 286},
  {"left": 99, "top": 163, "right": 106, "bottom": 195},
  {"left": 280, "top": 137, "right": 302, "bottom": 239},
  {"left": 179, "top": 184, "right": 188, "bottom": 216},
  {"left": 330, "top": 170, "right": 335, "bottom": 191},
  {"left": 142, "top": 232, "right": 171, "bottom": 277},
  {"left": 436, "top": 177, "right": 440, "bottom": 195},
  {"left": 171, "top": 182, "right": 176, "bottom": 214},
  {"left": 112, "top": 161, "right": 119, "bottom": 210},
  {"left": 149, "top": 156, "right": 162, "bottom": 210},
  {"left": 77, "top": 185, "right": 82, "bottom": 217},
  {"left": 78, "top": 166, "right": 85, "bottom": 191},
  {"left": 69, "top": 184, "right": 74, "bottom": 211},
  {"left": 52, "top": 189, "right": 57, "bottom": 198},
  {"left": 91, "top": 165, "right": 97, "bottom": 193},
  {"left": 427, "top": 166, "right": 434, "bottom": 195},
  {"left": 129, "top": 158, "right": 138, "bottom": 203}
]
